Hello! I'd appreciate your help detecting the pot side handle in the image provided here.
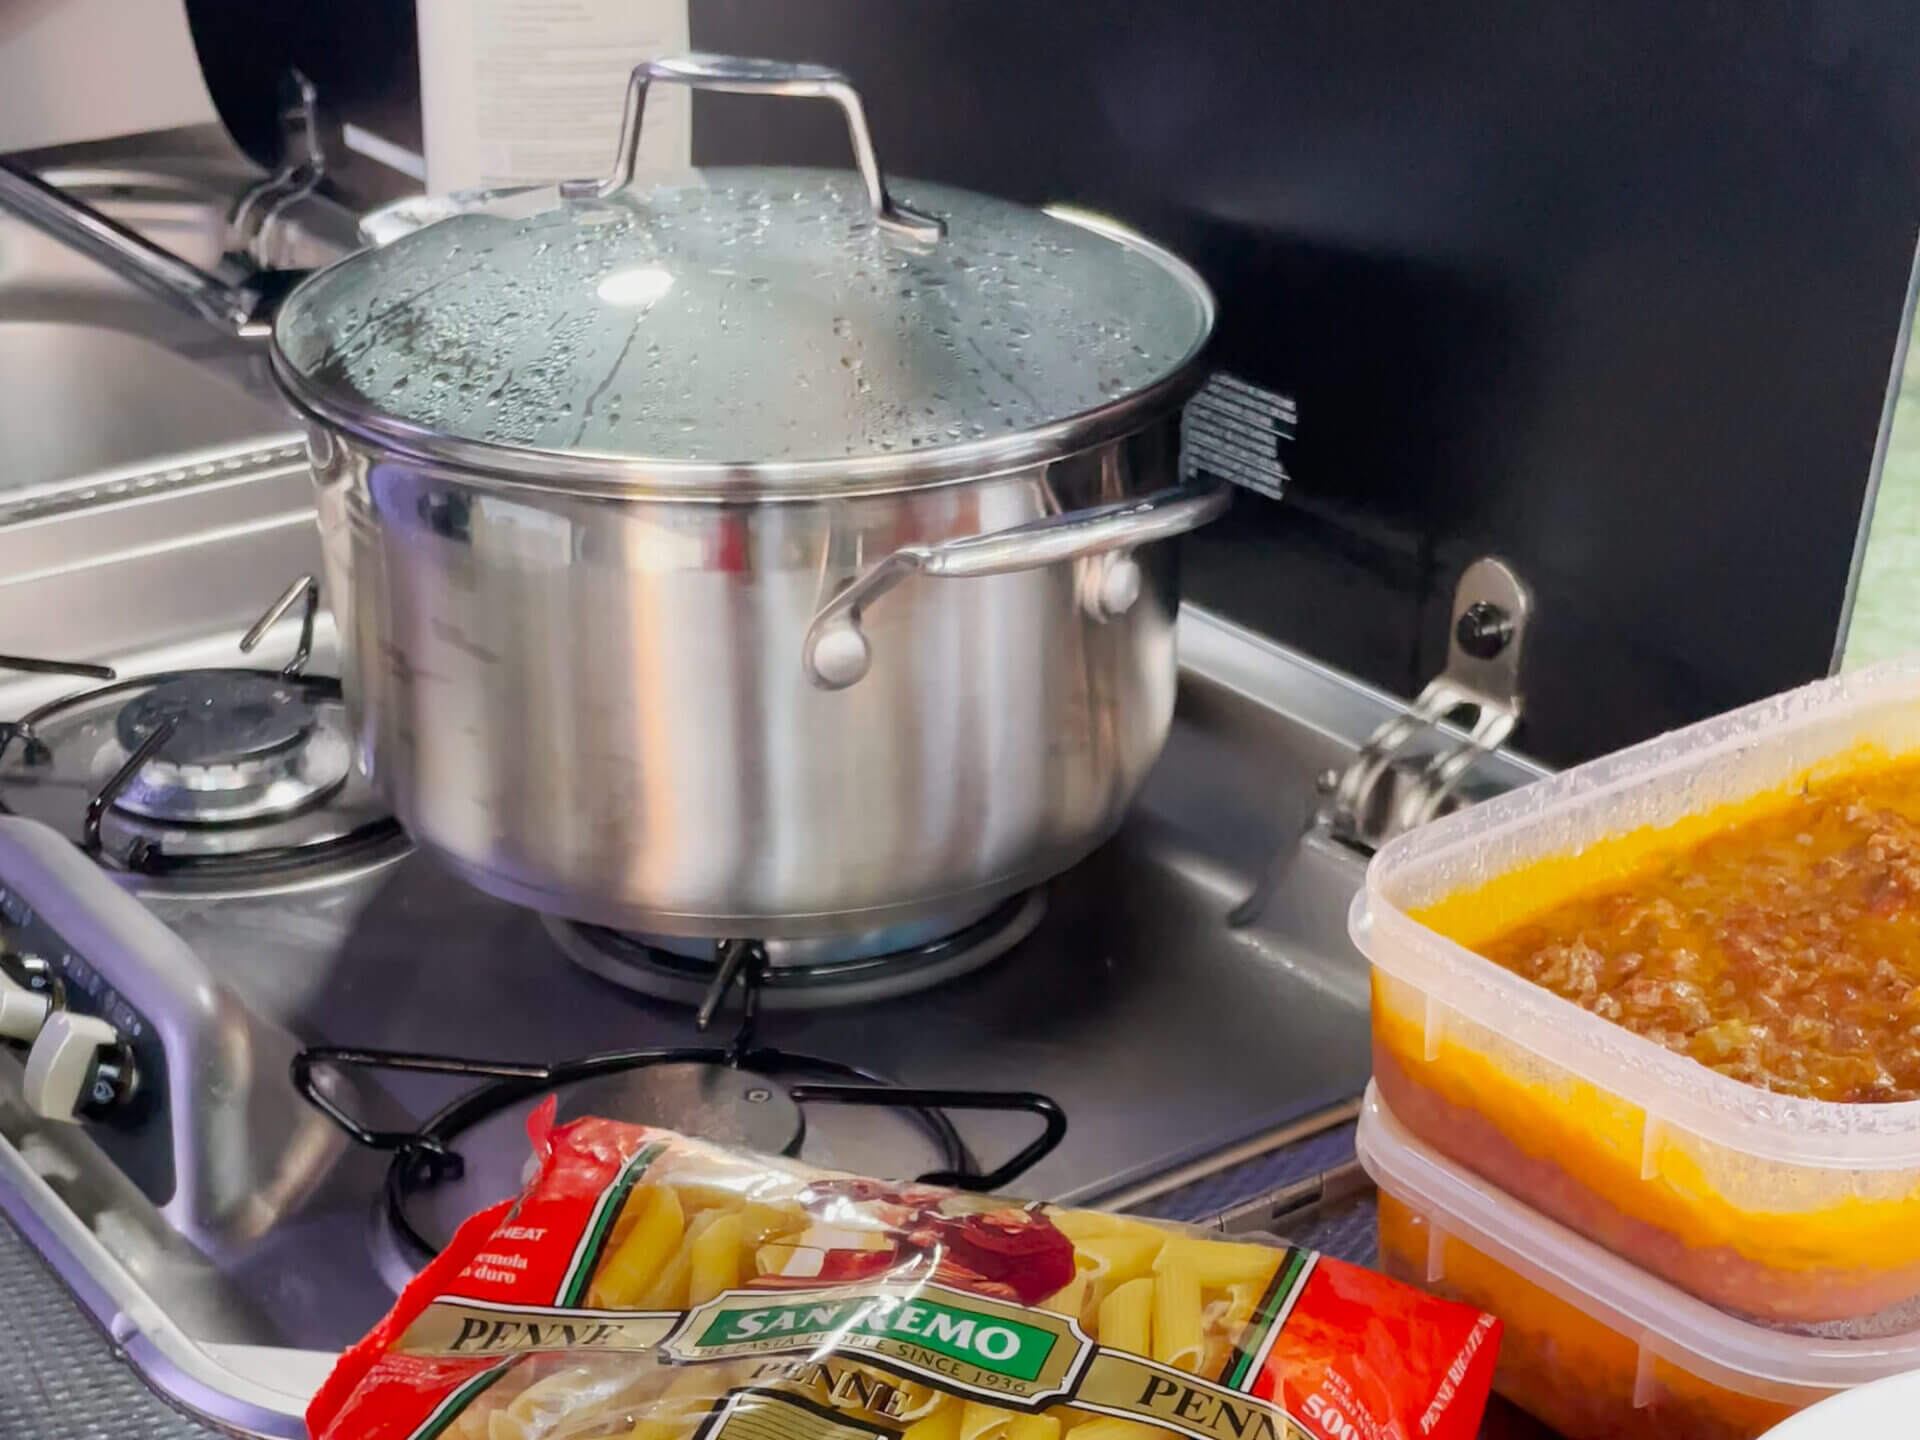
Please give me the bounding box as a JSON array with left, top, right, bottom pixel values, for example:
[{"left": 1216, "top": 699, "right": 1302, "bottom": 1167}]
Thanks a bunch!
[
  {"left": 803, "top": 477, "right": 1231, "bottom": 690},
  {"left": 558, "top": 53, "right": 945, "bottom": 245}
]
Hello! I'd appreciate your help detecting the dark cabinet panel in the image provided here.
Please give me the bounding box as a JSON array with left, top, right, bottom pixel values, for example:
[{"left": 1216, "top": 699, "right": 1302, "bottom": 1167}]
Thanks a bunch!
[{"left": 692, "top": 0, "right": 1920, "bottom": 763}]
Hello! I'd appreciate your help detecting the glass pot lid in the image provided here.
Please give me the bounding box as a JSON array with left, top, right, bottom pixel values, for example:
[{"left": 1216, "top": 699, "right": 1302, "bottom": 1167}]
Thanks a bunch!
[{"left": 270, "top": 55, "right": 1214, "bottom": 496}]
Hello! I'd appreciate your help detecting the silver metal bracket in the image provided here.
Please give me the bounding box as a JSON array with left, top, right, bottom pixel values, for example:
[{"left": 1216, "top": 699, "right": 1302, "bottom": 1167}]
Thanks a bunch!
[
  {"left": 1230, "top": 556, "right": 1530, "bottom": 926},
  {"left": 0, "top": 68, "right": 324, "bottom": 338},
  {"left": 227, "top": 69, "right": 329, "bottom": 266},
  {"left": 1330, "top": 555, "right": 1530, "bottom": 850}
]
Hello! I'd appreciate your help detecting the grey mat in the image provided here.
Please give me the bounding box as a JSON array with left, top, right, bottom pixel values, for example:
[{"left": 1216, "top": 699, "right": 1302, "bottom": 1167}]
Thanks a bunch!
[
  {"left": 0, "top": 1209, "right": 213, "bottom": 1440},
  {"left": 1129, "top": 1118, "right": 1376, "bottom": 1264}
]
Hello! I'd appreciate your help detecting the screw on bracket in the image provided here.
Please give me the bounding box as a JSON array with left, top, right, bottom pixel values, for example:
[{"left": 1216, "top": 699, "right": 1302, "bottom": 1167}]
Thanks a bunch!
[{"left": 1454, "top": 600, "right": 1516, "bottom": 660}]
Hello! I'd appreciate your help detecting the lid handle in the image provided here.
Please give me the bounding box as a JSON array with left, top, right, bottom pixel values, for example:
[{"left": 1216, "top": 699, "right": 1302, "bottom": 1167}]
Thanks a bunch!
[{"left": 558, "top": 53, "right": 945, "bottom": 244}]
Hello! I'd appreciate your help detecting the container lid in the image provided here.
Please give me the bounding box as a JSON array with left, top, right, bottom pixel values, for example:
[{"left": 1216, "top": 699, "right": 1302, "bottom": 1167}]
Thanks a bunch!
[
  {"left": 1356, "top": 649, "right": 1920, "bottom": 1170},
  {"left": 1355, "top": 1087, "right": 1920, "bottom": 1395},
  {"left": 270, "top": 58, "right": 1211, "bottom": 497}
]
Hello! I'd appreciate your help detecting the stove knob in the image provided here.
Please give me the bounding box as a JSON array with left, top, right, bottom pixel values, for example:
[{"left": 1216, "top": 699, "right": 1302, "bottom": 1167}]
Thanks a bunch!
[
  {"left": 23, "top": 1012, "right": 133, "bottom": 1122},
  {"left": 0, "top": 969, "right": 51, "bottom": 1044}
]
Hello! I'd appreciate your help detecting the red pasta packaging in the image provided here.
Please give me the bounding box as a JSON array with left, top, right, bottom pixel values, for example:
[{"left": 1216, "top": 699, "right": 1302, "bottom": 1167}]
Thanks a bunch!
[{"left": 310, "top": 1107, "right": 1499, "bottom": 1440}]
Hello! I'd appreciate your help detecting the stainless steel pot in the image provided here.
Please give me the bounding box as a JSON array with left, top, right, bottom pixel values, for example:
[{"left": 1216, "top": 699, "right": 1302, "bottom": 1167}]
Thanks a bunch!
[{"left": 272, "top": 55, "right": 1225, "bottom": 940}]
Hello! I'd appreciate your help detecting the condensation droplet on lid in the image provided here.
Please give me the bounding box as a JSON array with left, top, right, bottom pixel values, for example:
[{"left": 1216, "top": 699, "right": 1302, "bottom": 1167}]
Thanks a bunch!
[{"left": 295, "top": 171, "right": 1199, "bottom": 464}]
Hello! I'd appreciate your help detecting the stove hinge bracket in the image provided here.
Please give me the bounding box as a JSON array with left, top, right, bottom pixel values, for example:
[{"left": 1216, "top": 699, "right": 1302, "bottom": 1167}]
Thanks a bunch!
[
  {"left": 1207, "top": 1158, "right": 1373, "bottom": 1236},
  {"left": 1231, "top": 556, "right": 1530, "bottom": 926}
]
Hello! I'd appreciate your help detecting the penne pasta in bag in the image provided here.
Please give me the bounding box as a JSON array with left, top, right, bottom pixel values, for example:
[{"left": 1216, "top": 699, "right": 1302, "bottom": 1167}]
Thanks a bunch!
[
  {"left": 1150, "top": 1255, "right": 1205, "bottom": 1373},
  {"left": 903, "top": 1401, "right": 962, "bottom": 1440},
  {"left": 1074, "top": 1229, "right": 1165, "bottom": 1301},
  {"left": 690, "top": 1212, "right": 747, "bottom": 1305},
  {"left": 1096, "top": 1276, "right": 1154, "bottom": 1358},
  {"left": 309, "top": 1109, "right": 1499, "bottom": 1440},
  {"left": 960, "top": 1399, "right": 1019, "bottom": 1440},
  {"left": 1006, "top": 1414, "right": 1062, "bottom": 1440},
  {"left": 588, "top": 1184, "right": 685, "bottom": 1309}
]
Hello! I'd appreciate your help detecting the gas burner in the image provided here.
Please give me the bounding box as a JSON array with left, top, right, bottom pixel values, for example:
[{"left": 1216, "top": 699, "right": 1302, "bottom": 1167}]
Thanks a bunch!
[
  {"left": 108, "top": 673, "right": 352, "bottom": 824},
  {"left": 292, "top": 1040, "right": 1067, "bottom": 1283},
  {"left": 0, "top": 577, "right": 407, "bottom": 892},
  {"left": 546, "top": 890, "right": 1047, "bottom": 1011}
]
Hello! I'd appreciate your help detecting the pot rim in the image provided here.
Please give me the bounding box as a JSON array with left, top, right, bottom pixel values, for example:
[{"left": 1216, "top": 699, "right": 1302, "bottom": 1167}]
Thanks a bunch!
[
  {"left": 269, "top": 206, "right": 1215, "bottom": 501},
  {"left": 299, "top": 424, "right": 1189, "bottom": 507}
]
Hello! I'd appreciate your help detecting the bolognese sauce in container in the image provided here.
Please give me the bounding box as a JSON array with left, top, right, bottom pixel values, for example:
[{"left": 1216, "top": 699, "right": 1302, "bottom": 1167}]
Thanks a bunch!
[
  {"left": 1354, "top": 1088, "right": 1920, "bottom": 1440},
  {"left": 1354, "top": 653, "right": 1920, "bottom": 1326}
]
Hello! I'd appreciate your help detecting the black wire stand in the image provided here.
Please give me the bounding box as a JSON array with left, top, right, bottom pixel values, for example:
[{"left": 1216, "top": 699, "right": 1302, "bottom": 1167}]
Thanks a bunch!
[
  {"left": 293, "top": 950, "right": 1068, "bottom": 1263},
  {"left": 0, "top": 577, "right": 406, "bottom": 878}
]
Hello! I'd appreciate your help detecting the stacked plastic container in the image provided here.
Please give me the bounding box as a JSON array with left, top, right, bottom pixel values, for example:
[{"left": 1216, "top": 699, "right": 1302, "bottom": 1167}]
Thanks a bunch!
[{"left": 1349, "top": 657, "right": 1920, "bottom": 1438}]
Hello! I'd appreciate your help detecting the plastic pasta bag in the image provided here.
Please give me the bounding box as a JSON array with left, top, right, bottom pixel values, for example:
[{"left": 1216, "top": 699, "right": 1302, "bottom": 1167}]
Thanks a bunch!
[{"left": 310, "top": 1107, "right": 1499, "bottom": 1440}]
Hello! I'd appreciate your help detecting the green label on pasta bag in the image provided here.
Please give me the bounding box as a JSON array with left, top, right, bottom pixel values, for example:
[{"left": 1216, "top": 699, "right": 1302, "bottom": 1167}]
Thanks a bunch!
[
  {"left": 701, "top": 1298, "right": 1051, "bottom": 1378},
  {"left": 665, "top": 1283, "right": 1092, "bottom": 1405}
]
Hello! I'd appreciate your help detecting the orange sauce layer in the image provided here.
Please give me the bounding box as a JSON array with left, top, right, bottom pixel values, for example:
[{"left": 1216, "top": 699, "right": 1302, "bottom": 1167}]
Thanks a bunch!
[
  {"left": 1375, "top": 749, "right": 1920, "bottom": 1296},
  {"left": 1377, "top": 1197, "right": 1805, "bottom": 1439},
  {"left": 1464, "top": 754, "right": 1920, "bottom": 1103}
]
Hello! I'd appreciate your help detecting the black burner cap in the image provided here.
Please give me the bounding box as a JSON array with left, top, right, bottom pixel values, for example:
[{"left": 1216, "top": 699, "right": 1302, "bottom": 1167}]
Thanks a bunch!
[
  {"left": 389, "top": 1062, "right": 806, "bottom": 1261},
  {"left": 115, "top": 673, "right": 315, "bottom": 767},
  {"left": 555, "top": 1063, "right": 805, "bottom": 1153}
]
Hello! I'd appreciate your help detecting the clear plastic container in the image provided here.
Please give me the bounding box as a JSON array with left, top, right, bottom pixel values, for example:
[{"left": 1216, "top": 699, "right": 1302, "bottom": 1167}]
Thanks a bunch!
[
  {"left": 1356, "top": 1086, "right": 1920, "bottom": 1440},
  {"left": 1352, "top": 656, "right": 1920, "bottom": 1325}
]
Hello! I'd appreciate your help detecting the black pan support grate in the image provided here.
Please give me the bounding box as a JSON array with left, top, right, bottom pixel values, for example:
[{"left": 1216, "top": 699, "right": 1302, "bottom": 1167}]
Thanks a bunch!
[
  {"left": 0, "top": 577, "right": 405, "bottom": 877},
  {"left": 293, "top": 969, "right": 1069, "bottom": 1262}
]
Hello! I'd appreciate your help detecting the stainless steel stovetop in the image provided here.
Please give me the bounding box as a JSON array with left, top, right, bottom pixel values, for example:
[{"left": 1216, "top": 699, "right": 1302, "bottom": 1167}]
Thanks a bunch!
[
  {"left": 0, "top": 127, "right": 1551, "bottom": 1440},
  {"left": 0, "top": 138, "right": 1546, "bottom": 1424},
  {"left": 0, "top": 593, "right": 1540, "bottom": 1437}
]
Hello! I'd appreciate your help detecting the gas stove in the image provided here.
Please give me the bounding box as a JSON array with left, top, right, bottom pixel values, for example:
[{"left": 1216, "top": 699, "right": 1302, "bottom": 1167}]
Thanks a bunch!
[
  {"left": 0, "top": 553, "right": 1541, "bottom": 1435},
  {"left": 0, "top": 580, "right": 405, "bottom": 892}
]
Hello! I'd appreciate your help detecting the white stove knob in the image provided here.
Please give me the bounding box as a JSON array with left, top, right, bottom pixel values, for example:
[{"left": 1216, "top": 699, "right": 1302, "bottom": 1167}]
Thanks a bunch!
[
  {"left": 23, "top": 1011, "right": 122, "bottom": 1122},
  {"left": 0, "top": 970, "right": 50, "bottom": 1043}
]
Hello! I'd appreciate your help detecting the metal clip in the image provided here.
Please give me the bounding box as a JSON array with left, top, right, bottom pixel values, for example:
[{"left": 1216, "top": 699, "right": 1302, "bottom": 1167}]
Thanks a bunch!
[
  {"left": 1330, "top": 556, "right": 1530, "bottom": 850},
  {"left": 1230, "top": 557, "right": 1529, "bottom": 926},
  {"left": 227, "top": 69, "right": 328, "bottom": 266}
]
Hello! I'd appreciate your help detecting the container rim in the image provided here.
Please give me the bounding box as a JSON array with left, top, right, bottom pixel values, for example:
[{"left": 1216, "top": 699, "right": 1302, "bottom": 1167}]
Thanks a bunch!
[
  {"left": 1355, "top": 1086, "right": 1920, "bottom": 1391},
  {"left": 1356, "top": 651, "right": 1920, "bottom": 1167}
]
